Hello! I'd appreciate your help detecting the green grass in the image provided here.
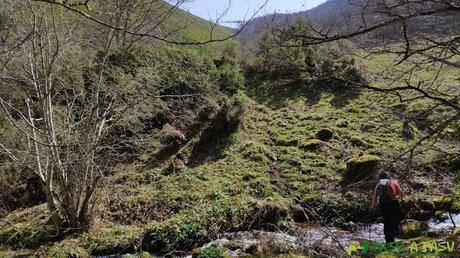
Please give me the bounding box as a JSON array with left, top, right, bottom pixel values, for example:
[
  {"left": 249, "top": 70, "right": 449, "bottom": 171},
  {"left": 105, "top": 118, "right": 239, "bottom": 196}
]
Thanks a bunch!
[
  {"left": 156, "top": 1, "right": 237, "bottom": 54},
  {"left": 161, "top": 4, "right": 235, "bottom": 41},
  {"left": 2, "top": 84, "right": 458, "bottom": 255},
  {"left": 1, "top": 47, "right": 458, "bottom": 256}
]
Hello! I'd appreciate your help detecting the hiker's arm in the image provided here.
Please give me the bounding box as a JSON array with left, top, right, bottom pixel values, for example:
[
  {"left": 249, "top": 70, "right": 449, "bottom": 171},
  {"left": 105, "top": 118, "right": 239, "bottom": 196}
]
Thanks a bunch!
[
  {"left": 371, "top": 184, "right": 378, "bottom": 209},
  {"left": 395, "top": 181, "right": 403, "bottom": 198}
]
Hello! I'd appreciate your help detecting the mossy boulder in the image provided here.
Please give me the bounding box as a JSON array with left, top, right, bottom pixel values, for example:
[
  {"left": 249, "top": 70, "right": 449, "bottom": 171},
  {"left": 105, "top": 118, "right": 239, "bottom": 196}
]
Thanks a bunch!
[
  {"left": 316, "top": 128, "right": 334, "bottom": 141},
  {"left": 451, "top": 196, "right": 460, "bottom": 212},
  {"left": 422, "top": 195, "right": 460, "bottom": 213},
  {"left": 299, "top": 139, "right": 322, "bottom": 151},
  {"left": 435, "top": 211, "right": 449, "bottom": 221},
  {"left": 441, "top": 194, "right": 460, "bottom": 212},
  {"left": 343, "top": 155, "right": 380, "bottom": 183},
  {"left": 420, "top": 199, "right": 436, "bottom": 212},
  {"left": 433, "top": 196, "right": 453, "bottom": 211},
  {"left": 398, "top": 219, "right": 428, "bottom": 238},
  {"left": 449, "top": 157, "right": 460, "bottom": 170}
]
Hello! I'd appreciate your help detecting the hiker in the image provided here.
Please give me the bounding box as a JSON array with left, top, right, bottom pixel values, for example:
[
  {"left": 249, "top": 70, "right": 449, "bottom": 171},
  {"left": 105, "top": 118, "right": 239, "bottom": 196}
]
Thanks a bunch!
[{"left": 371, "top": 171, "right": 403, "bottom": 243}]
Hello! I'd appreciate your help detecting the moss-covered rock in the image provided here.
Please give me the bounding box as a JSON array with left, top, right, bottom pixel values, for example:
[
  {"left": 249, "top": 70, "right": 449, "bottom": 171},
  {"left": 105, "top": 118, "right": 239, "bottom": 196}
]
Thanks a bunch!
[
  {"left": 421, "top": 194, "right": 460, "bottom": 213},
  {"left": 343, "top": 155, "right": 380, "bottom": 183},
  {"left": 433, "top": 196, "right": 453, "bottom": 211},
  {"left": 398, "top": 219, "right": 428, "bottom": 238},
  {"left": 450, "top": 195, "right": 460, "bottom": 212},
  {"left": 420, "top": 199, "right": 436, "bottom": 212},
  {"left": 435, "top": 211, "right": 449, "bottom": 221},
  {"left": 449, "top": 157, "right": 460, "bottom": 170},
  {"left": 298, "top": 139, "right": 322, "bottom": 151},
  {"left": 316, "top": 128, "right": 334, "bottom": 141}
]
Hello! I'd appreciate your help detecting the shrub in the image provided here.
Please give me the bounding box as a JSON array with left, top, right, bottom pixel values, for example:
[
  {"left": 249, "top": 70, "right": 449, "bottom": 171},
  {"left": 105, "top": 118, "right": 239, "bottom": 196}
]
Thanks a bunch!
[
  {"left": 192, "top": 246, "right": 229, "bottom": 258},
  {"left": 99, "top": 45, "right": 226, "bottom": 161},
  {"left": 221, "top": 94, "right": 247, "bottom": 127},
  {"left": 251, "top": 17, "right": 365, "bottom": 86},
  {"left": 143, "top": 214, "right": 211, "bottom": 252},
  {"left": 218, "top": 64, "right": 245, "bottom": 95},
  {"left": 215, "top": 43, "right": 245, "bottom": 95}
]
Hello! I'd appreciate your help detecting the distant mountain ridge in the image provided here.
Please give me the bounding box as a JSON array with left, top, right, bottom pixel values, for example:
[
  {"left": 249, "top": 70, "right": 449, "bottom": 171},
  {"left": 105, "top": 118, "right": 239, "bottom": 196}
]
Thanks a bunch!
[{"left": 239, "top": 0, "right": 459, "bottom": 49}]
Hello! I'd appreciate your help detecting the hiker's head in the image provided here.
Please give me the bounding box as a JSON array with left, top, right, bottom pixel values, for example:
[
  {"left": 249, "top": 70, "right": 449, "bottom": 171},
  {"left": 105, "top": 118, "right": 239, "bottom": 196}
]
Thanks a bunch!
[{"left": 379, "top": 171, "right": 389, "bottom": 179}]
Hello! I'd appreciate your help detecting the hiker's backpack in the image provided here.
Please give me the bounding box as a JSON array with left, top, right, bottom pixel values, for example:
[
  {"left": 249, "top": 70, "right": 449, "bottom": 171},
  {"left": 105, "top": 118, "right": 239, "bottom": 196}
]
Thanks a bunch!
[{"left": 378, "top": 179, "right": 393, "bottom": 202}]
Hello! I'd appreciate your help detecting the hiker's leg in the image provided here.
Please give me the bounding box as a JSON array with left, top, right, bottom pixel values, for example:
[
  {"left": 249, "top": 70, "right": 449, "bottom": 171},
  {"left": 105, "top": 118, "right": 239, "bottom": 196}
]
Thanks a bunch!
[
  {"left": 386, "top": 217, "right": 396, "bottom": 243},
  {"left": 392, "top": 201, "right": 402, "bottom": 239},
  {"left": 384, "top": 215, "right": 395, "bottom": 243},
  {"left": 385, "top": 201, "right": 400, "bottom": 243},
  {"left": 380, "top": 203, "right": 393, "bottom": 243}
]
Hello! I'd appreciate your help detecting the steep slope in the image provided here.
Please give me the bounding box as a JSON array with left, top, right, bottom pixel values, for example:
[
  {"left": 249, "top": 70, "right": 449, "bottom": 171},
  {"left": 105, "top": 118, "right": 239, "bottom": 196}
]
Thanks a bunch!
[
  {"left": 0, "top": 0, "right": 236, "bottom": 217},
  {"left": 1, "top": 51, "right": 458, "bottom": 257},
  {"left": 158, "top": 1, "right": 235, "bottom": 42}
]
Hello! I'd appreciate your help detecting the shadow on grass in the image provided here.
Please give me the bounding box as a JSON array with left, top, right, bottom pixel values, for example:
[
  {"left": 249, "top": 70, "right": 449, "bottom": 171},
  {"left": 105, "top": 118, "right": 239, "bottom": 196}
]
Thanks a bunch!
[
  {"left": 147, "top": 143, "right": 182, "bottom": 168},
  {"left": 246, "top": 77, "right": 361, "bottom": 109},
  {"left": 187, "top": 103, "right": 243, "bottom": 168}
]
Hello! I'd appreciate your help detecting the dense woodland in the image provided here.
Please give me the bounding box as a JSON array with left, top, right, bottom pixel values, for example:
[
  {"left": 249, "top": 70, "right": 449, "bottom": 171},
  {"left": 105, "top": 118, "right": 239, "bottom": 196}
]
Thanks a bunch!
[{"left": 0, "top": 0, "right": 459, "bottom": 257}]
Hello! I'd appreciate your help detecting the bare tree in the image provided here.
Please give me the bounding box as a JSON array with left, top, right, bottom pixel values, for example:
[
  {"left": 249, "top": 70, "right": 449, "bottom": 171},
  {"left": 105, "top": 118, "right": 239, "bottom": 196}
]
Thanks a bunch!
[
  {"left": 0, "top": 0, "right": 117, "bottom": 230},
  {"left": 0, "top": 0, "right": 173, "bottom": 230},
  {"left": 0, "top": 0, "right": 269, "bottom": 231}
]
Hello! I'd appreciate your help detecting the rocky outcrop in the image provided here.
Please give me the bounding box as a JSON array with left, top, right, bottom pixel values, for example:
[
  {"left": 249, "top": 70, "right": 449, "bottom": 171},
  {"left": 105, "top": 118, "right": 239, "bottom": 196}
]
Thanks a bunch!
[
  {"left": 316, "top": 128, "right": 334, "bottom": 142},
  {"left": 398, "top": 219, "right": 428, "bottom": 238},
  {"left": 342, "top": 155, "right": 380, "bottom": 183}
]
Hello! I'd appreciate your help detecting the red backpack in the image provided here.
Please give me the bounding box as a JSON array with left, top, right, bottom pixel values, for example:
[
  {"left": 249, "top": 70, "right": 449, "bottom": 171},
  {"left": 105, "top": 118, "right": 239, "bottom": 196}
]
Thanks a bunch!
[
  {"left": 378, "top": 179, "right": 397, "bottom": 202},
  {"left": 388, "top": 179, "right": 398, "bottom": 200}
]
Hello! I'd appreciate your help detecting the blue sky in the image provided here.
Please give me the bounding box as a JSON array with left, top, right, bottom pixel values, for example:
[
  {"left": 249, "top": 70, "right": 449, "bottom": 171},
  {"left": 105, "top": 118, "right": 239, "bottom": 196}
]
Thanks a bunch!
[{"left": 175, "top": 0, "right": 327, "bottom": 27}]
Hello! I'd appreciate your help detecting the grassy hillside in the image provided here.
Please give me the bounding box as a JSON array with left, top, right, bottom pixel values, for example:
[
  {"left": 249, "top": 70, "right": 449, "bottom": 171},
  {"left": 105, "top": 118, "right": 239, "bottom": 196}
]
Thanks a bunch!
[
  {"left": 161, "top": 3, "right": 235, "bottom": 42},
  {"left": 157, "top": 1, "right": 237, "bottom": 54},
  {"left": 0, "top": 2, "right": 458, "bottom": 257},
  {"left": 1, "top": 50, "right": 458, "bottom": 256}
]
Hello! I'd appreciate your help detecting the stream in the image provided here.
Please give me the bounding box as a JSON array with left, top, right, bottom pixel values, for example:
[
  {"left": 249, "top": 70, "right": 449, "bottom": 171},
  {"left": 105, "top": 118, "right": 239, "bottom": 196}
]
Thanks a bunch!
[{"left": 94, "top": 213, "right": 459, "bottom": 258}]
